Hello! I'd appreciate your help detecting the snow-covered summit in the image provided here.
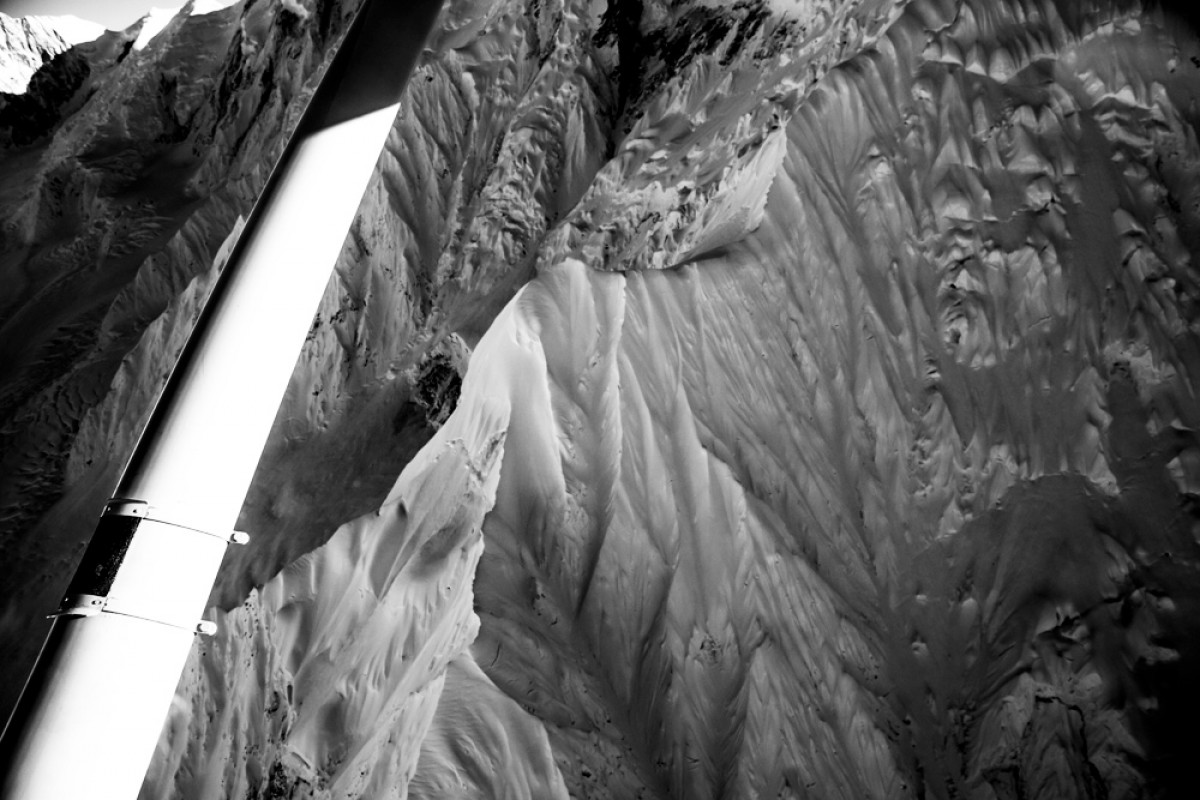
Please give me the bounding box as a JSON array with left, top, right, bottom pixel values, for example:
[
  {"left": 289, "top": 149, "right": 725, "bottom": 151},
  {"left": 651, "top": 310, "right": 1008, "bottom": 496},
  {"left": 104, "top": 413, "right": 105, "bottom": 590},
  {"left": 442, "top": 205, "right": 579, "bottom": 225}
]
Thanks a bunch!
[
  {"left": 30, "top": 14, "right": 104, "bottom": 45},
  {"left": 0, "top": 12, "right": 101, "bottom": 93},
  {"left": 131, "top": 6, "right": 182, "bottom": 50},
  {"left": 128, "top": 1, "right": 244, "bottom": 50}
]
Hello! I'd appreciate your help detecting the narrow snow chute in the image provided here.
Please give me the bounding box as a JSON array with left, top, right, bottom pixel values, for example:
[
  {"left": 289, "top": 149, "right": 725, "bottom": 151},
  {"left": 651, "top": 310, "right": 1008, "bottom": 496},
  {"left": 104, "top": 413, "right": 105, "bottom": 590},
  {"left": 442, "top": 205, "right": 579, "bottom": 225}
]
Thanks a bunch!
[{"left": 0, "top": 1, "right": 444, "bottom": 797}]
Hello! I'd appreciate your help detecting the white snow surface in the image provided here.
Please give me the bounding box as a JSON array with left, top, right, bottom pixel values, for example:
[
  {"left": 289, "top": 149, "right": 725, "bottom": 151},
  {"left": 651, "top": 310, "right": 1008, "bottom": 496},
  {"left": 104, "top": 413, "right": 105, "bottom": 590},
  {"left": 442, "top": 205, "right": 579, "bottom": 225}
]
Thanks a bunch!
[
  {"left": 32, "top": 14, "right": 103, "bottom": 44},
  {"left": 2, "top": 0, "right": 1200, "bottom": 798},
  {"left": 124, "top": 1, "right": 243, "bottom": 50},
  {"left": 0, "top": 12, "right": 82, "bottom": 92},
  {"left": 133, "top": 7, "right": 187, "bottom": 50}
]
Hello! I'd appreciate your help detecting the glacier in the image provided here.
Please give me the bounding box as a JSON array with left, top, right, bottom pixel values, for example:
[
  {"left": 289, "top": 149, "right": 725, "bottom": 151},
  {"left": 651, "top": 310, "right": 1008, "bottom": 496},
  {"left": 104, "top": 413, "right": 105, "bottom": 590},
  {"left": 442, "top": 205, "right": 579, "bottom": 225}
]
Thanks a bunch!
[{"left": 1, "top": 0, "right": 1199, "bottom": 798}]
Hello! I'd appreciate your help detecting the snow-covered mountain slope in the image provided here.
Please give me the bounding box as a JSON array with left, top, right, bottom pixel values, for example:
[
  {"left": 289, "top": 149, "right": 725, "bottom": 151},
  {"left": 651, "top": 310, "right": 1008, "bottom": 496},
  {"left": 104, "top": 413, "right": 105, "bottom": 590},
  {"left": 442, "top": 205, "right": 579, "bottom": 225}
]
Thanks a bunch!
[
  {"left": 0, "top": 12, "right": 101, "bottom": 93},
  {"left": 2, "top": 0, "right": 1199, "bottom": 798}
]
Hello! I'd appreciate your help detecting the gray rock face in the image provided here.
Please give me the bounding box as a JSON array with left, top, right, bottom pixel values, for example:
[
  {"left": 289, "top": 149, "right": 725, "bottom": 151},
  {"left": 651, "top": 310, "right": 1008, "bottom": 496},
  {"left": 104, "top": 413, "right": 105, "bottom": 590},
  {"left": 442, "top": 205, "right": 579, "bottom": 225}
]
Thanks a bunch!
[{"left": 2, "top": 1, "right": 1199, "bottom": 798}]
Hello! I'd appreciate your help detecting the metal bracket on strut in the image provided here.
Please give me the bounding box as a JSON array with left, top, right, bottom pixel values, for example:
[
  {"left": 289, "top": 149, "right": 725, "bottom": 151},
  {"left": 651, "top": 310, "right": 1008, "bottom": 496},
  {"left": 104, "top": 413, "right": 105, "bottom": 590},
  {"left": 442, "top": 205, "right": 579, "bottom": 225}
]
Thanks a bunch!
[
  {"left": 105, "top": 499, "right": 252, "bottom": 545},
  {"left": 51, "top": 594, "right": 219, "bottom": 636},
  {"left": 47, "top": 499, "right": 246, "bottom": 635}
]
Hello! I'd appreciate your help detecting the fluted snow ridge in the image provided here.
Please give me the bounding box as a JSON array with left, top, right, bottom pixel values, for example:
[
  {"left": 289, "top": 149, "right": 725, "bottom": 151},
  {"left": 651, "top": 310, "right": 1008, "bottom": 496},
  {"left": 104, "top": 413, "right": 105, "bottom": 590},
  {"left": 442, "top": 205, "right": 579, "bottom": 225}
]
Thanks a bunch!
[{"left": 1, "top": 0, "right": 1199, "bottom": 799}]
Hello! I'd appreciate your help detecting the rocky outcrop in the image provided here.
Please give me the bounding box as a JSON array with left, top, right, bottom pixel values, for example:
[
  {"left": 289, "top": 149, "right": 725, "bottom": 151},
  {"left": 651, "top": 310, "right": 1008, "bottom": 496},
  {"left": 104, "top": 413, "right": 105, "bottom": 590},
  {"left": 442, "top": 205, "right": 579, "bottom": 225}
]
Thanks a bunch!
[{"left": 1, "top": 1, "right": 1199, "bottom": 798}]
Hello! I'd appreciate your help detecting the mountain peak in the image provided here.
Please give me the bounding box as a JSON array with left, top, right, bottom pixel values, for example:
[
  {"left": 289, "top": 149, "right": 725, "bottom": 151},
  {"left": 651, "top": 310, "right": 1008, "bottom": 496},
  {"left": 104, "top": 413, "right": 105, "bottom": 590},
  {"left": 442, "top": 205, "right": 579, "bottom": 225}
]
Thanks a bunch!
[{"left": 0, "top": 12, "right": 87, "bottom": 93}]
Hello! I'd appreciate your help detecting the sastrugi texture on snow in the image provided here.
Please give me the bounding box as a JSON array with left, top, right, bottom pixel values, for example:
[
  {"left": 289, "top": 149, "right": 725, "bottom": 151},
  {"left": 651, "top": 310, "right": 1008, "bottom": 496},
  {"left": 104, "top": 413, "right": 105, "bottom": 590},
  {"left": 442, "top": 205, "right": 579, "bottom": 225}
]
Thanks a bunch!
[{"left": 1, "top": 0, "right": 1199, "bottom": 798}]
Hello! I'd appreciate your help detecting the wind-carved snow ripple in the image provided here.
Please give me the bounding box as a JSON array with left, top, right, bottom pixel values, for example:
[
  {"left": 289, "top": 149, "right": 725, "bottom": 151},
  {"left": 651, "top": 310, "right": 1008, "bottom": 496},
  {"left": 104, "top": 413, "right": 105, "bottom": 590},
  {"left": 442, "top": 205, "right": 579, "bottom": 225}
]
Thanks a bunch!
[
  {"left": 4, "top": 0, "right": 1200, "bottom": 797},
  {"left": 150, "top": 1, "right": 1200, "bottom": 796},
  {"left": 226, "top": 0, "right": 621, "bottom": 604},
  {"left": 142, "top": 289, "right": 562, "bottom": 800},
  {"left": 540, "top": 0, "right": 912, "bottom": 274},
  {"left": 464, "top": 2, "right": 1200, "bottom": 799}
]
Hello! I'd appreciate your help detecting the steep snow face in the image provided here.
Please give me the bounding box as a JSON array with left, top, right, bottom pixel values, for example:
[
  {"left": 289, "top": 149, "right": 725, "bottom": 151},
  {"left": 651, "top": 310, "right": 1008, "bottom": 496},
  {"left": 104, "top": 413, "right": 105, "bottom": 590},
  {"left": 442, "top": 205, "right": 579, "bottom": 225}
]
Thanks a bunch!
[
  {"left": 143, "top": 282, "right": 573, "bottom": 800},
  {"left": 1, "top": 0, "right": 619, "bottom": 745},
  {"left": 2, "top": 0, "right": 1200, "bottom": 798},
  {"left": 145, "top": 301, "right": 515, "bottom": 797},
  {"left": 0, "top": 13, "right": 91, "bottom": 93},
  {"left": 491, "top": 5, "right": 1200, "bottom": 795}
]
